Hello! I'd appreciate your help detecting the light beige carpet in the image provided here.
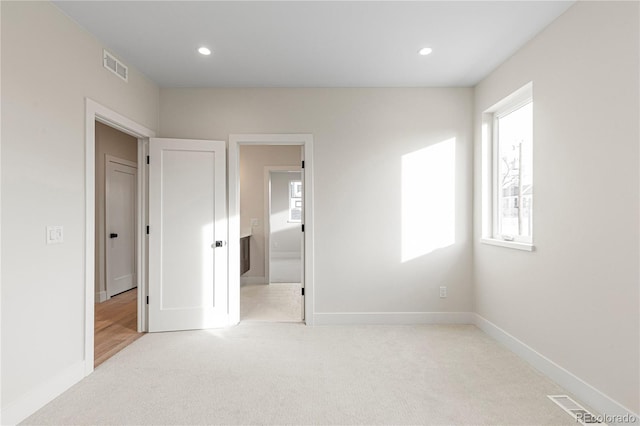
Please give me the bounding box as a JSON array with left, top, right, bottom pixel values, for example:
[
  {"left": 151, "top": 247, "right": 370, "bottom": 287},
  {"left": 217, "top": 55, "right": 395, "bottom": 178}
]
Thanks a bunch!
[
  {"left": 241, "top": 283, "right": 302, "bottom": 322},
  {"left": 23, "top": 324, "right": 581, "bottom": 425}
]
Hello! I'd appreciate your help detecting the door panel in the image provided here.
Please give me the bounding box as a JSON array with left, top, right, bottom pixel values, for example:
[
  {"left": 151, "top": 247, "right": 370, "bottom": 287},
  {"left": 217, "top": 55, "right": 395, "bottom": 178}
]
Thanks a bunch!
[
  {"left": 148, "top": 138, "right": 228, "bottom": 332},
  {"left": 106, "top": 160, "right": 137, "bottom": 298}
]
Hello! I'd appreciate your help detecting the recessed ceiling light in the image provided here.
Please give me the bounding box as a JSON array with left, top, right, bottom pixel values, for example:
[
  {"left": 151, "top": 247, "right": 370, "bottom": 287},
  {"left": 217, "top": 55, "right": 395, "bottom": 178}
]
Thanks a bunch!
[
  {"left": 198, "top": 47, "right": 212, "bottom": 56},
  {"left": 418, "top": 47, "right": 433, "bottom": 56}
]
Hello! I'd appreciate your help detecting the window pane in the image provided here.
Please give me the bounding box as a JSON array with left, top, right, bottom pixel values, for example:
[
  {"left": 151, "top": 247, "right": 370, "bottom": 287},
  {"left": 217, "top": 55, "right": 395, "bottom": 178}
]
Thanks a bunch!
[
  {"left": 497, "top": 102, "right": 532, "bottom": 238},
  {"left": 289, "top": 180, "right": 302, "bottom": 222}
]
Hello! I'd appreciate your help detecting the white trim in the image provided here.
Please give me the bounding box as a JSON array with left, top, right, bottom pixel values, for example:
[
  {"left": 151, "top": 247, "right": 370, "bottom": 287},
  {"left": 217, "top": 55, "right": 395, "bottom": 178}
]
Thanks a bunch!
[
  {"left": 485, "top": 82, "right": 533, "bottom": 115},
  {"left": 95, "top": 290, "right": 108, "bottom": 303},
  {"left": 0, "top": 361, "right": 84, "bottom": 426},
  {"left": 314, "top": 312, "right": 475, "bottom": 325},
  {"left": 240, "top": 276, "right": 267, "bottom": 286},
  {"left": 138, "top": 139, "right": 149, "bottom": 333},
  {"left": 85, "top": 98, "right": 155, "bottom": 378},
  {"left": 480, "top": 238, "right": 535, "bottom": 251},
  {"left": 229, "top": 134, "right": 314, "bottom": 325},
  {"left": 474, "top": 314, "right": 639, "bottom": 422},
  {"left": 264, "top": 166, "right": 301, "bottom": 284}
]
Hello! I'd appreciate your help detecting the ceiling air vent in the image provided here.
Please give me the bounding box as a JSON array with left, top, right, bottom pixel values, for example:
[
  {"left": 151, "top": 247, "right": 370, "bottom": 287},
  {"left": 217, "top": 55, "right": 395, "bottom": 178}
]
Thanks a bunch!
[{"left": 103, "top": 49, "right": 128, "bottom": 82}]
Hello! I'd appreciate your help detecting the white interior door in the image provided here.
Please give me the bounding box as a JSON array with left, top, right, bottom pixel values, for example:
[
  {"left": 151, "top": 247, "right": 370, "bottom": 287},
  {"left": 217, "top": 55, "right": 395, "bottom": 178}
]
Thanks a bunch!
[
  {"left": 148, "top": 138, "right": 228, "bottom": 332},
  {"left": 106, "top": 158, "right": 137, "bottom": 298}
]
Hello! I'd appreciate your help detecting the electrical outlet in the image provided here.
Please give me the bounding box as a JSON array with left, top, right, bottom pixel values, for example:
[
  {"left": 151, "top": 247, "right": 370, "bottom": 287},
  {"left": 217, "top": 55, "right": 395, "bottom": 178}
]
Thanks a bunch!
[
  {"left": 46, "top": 225, "right": 64, "bottom": 244},
  {"left": 439, "top": 286, "right": 447, "bottom": 298}
]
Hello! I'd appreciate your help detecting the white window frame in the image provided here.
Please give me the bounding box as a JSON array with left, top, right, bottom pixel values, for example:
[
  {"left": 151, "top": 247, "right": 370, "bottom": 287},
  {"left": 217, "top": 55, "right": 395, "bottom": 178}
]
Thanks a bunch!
[{"left": 481, "top": 82, "right": 535, "bottom": 252}]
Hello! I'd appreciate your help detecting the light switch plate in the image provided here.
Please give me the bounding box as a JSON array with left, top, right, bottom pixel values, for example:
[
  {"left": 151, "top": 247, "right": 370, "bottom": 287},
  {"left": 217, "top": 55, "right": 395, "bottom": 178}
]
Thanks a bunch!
[{"left": 46, "top": 226, "right": 63, "bottom": 244}]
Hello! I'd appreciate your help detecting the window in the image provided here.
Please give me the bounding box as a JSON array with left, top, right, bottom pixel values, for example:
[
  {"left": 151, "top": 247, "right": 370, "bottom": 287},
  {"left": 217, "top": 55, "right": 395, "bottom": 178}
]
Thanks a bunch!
[
  {"left": 482, "top": 82, "right": 533, "bottom": 250},
  {"left": 289, "top": 180, "right": 302, "bottom": 222}
]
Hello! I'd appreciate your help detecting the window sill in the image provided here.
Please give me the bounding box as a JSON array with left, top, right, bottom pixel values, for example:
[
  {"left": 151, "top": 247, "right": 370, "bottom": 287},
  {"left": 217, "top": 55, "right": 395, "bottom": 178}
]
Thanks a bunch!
[{"left": 480, "top": 238, "right": 535, "bottom": 252}]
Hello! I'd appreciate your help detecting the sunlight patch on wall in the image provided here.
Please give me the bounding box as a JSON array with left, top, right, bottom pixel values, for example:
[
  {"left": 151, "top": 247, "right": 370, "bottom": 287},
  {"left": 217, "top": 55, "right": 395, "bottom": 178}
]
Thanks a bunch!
[{"left": 401, "top": 138, "right": 456, "bottom": 262}]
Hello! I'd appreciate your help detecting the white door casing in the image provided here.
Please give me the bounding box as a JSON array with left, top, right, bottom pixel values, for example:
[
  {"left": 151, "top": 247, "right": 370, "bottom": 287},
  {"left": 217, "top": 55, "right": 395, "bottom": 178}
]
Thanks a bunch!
[
  {"left": 299, "top": 146, "right": 306, "bottom": 321},
  {"left": 105, "top": 156, "right": 137, "bottom": 298},
  {"left": 85, "top": 99, "right": 155, "bottom": 377},
  {"left": 148, "top": 138, "right": 228, "bottom": 332}
]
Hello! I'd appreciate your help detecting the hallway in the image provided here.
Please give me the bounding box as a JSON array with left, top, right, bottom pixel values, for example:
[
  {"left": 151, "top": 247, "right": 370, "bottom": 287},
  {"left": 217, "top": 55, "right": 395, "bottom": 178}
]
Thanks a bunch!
[{"left": 94, "top": 289, "right": 142, "bottom": 367}]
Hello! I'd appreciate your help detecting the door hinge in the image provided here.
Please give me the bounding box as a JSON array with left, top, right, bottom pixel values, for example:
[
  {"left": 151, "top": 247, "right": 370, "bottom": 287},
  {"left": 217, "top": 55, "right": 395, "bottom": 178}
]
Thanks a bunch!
[
  {"left": 301, "top": 160, "right": 305, "bottom": 169},
  {"left": 301, "top": 224, "right": 305, "bottom": 232},
  {"left": 301, "top": 287, "right": 305, "bottom": 296},
  {"left": 146, "top": 225, "right": 150, "bottom": 235},
  {"left": 146, "top": 155, "right": 150, "bottom": 165},
  {"left": 146, "top": 296, "right": 149, "bottom": 305}
]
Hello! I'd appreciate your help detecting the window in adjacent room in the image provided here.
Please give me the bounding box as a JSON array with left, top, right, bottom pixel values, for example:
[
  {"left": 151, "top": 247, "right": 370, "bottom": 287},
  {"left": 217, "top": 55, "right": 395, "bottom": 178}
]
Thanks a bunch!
[
  {"left": 289, "top": 180, "right": 302, "bottom": 222},
  {"left": 482, "top": 82, "right": 533, "bottom": 250}
]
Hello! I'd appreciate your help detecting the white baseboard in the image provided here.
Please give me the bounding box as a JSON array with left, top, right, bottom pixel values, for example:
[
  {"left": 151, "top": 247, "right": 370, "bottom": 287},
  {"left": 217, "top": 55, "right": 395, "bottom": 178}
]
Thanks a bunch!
[
  {"left": 240, "top": 276, "right": 266, "bottom": 286},
  {"left": 0, "top": 361, "right": 85, "bottom": 426},
  {"left": 313, "top": 311, "right": 475, "bottom": 325},
  {"left": 95, "top": 290, "right": 107, "bottom": 303},
  {"left": 474, "top": 314, "right": 639, "bottom": 424}
]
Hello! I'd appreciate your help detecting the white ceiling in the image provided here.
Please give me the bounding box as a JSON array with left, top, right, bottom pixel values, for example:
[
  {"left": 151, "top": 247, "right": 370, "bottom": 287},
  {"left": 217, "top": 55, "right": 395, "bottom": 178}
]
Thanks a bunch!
[{"left": 53, "top": 1, "right": 574, "bottom": 88}]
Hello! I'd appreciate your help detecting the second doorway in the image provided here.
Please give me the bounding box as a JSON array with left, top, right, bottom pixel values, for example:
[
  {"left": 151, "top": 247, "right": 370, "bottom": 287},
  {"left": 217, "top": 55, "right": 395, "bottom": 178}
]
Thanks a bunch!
[{"left": 239, "top": 145, "right": 303, "bottom": 322}]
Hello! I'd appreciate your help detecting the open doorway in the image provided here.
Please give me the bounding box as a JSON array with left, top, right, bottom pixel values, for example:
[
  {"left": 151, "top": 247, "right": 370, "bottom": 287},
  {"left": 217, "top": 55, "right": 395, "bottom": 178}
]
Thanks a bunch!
[
  {"left": 85, "top": 99, "right": 155, "bottom": 376},
  {"left": 228, "top": 133, "right": 314, "bottom": 326},
  {"left": 238, "top": 146, "right": 303, "bottom": 322},
  {"left": 94, "top": 121, "right": 142, "bottom": 367}
]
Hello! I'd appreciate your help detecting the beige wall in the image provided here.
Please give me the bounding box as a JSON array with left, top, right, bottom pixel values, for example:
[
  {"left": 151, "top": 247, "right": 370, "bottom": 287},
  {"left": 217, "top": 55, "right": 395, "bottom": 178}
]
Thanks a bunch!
[
  {"left": 1, "top": 1, "right": 158, "bottom": 420},
  {"left": 160, "top": 87, "right": 474, "bottom": 315},
  {"left": 94, "top": 122, "right": 138, "bottom": 299},
  {"left": 240, "top": 145, "right": 302, "bottom": 280},
  {"left": 473, "top": 1, "right": 639, "bottom": 413}
]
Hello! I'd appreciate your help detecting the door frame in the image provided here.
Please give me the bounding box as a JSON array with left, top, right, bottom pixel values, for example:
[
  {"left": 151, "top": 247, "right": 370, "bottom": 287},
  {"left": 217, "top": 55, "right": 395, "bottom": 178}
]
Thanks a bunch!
[
  {"left": 228, "top": 134, "right": 314, "bottom": 325},
  {"left": 84, "top": 98, "right": 155, "bottom": 376},
  {"left": 264, "top": 166, "right": 302, "bottom": 284},
  {"left": 104, "top": 155, "right": 138, "bottom": 300}
]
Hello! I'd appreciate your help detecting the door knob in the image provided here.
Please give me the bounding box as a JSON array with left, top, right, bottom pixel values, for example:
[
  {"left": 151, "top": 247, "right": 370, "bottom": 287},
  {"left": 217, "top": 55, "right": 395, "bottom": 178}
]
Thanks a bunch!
[
  {"left": 110, "top": 233, "right": 118, "bottom": 238},
  {"left": 215, "top": 240, "right": 226, "bottom": 247}
]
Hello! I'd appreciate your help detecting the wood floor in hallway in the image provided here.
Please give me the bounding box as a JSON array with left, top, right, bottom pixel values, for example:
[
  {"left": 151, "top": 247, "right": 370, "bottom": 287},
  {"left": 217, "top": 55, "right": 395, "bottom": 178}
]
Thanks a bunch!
[{"left": 94, "top": 288, "right": 142, "bottom": 368}]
